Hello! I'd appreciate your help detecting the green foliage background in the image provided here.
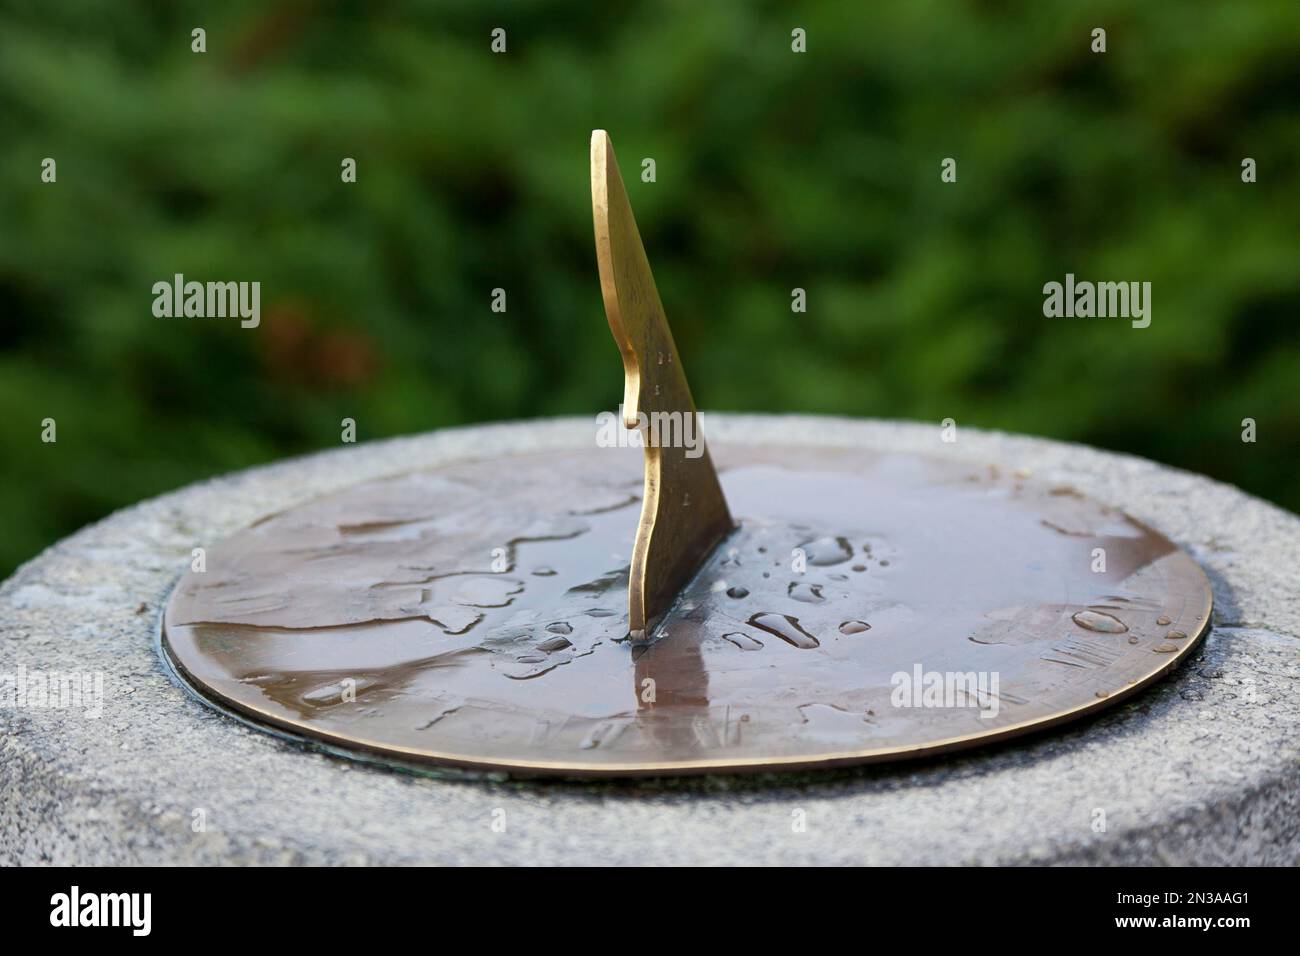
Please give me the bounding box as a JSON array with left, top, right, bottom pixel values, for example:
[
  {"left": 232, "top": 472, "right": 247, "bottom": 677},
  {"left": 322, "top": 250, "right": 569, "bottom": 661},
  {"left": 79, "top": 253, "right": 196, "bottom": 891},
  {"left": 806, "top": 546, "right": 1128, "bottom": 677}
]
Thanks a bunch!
[{"left": 1, "top": 1, "right": 1298, "bottom": 578}]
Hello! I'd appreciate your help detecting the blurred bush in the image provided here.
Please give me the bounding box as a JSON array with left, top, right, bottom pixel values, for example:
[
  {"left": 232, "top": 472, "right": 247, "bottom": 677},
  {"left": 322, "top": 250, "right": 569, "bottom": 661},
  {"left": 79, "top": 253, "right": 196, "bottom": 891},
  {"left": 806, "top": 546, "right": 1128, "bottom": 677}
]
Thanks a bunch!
[{"left": 1, "top": 1, "right": 1298, "bottom": 577}]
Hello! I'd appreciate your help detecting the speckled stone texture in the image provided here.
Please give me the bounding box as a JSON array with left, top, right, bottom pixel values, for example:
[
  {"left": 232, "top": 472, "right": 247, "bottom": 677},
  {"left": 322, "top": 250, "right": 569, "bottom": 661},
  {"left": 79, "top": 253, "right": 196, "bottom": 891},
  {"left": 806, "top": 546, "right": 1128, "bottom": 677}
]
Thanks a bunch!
[{"left": 2, "top": 416, "right": 1297, "bottom": 865}]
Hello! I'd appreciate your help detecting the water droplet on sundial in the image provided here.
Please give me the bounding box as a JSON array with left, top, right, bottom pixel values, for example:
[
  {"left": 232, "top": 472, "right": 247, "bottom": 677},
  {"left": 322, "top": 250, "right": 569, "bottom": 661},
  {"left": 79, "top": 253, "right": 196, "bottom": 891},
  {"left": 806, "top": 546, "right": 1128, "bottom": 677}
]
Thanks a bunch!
[
  {"left": 788, "top": 581, "right": 824, "bottom": 604},
  {"left": 1071, "top": 609, "right": 1128, "bottom": 634},
  {"left": 798, "top": 536, "right": 853, "bottom": 567},
  {"left": 748, "top": 612, "right": 819, "bottom": 649}
]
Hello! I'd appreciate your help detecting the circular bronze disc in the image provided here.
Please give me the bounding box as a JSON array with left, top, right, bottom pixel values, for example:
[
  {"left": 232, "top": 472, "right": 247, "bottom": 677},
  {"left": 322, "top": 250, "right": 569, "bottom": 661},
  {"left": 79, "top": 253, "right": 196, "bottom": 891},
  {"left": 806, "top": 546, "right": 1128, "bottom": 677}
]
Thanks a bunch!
[{"left": 162, "top": 444, "right": 1212, "bottom": 777}]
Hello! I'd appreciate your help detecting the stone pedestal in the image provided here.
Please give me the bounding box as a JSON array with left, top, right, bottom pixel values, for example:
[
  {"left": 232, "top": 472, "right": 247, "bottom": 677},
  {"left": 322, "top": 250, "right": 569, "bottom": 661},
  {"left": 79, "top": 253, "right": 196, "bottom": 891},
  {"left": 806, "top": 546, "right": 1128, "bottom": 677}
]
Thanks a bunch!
[{"left": 2, "top": 416, "right": 1296, "bottom": 864}]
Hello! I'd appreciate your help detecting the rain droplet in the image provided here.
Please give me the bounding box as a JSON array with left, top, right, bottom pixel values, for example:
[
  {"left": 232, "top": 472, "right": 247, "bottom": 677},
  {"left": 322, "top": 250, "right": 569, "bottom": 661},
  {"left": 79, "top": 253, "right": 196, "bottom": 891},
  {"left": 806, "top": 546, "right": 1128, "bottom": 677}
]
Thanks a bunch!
[
  {"left": 1153, "top": 642, "right": 1179, "bottom": 653},
  {"left": 545, "top": 621, "right": 573, "bottom": 635},
  {"left": 852, "top": 564, "right": 867, "bottom": 573},
  {"left": 1156, "top": 615, "right": 1171, "bottom": 626},
  {"left": 748, "top": 612, "right": 819, "bottom": 649},
  {"left": 798, "top": 536, "right": 853, "bottom": 567},
  {"left": 1071, "top": 609, "right": 1128, "bottom": 634},
  {"left": 726, "top": 586, "right": 750, "bottom": 599},
  {"left": 532, "top": 566, "right": 557, "bottom": 577},
  {"left": 1166, "top": 630, "right": 1187, "bottom": 640},
  {"left": 723, "top": 632, "right": 763, "bottom": 651},
  {"left": 839, "top": 620, "right": 871, "bottom": 635},
  {"left": 787, "top": 581, "right": 824, "bottom": 604}
]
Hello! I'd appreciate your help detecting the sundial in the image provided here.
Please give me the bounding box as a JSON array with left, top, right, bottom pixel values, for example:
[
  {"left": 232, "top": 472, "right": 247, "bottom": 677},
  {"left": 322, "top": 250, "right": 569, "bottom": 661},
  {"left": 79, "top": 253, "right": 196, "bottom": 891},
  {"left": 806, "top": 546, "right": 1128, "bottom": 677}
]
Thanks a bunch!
[{"left": 162, "top": 131, "right": 1213, "bottom": 777}]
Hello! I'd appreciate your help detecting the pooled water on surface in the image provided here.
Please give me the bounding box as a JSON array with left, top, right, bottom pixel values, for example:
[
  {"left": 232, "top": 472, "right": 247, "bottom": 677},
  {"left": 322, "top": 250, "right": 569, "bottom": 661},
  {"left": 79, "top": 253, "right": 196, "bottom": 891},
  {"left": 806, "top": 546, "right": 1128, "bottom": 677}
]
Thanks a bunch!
[{"left": 163, "top": 445, "right": 1201, "bottom": 769}]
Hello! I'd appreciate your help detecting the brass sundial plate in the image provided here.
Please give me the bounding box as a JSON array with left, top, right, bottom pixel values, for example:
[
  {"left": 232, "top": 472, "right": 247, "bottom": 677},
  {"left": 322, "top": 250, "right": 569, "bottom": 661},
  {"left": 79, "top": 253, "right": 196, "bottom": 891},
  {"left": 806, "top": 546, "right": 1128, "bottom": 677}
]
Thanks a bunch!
[{"left": 162, "top": 443, "right": 1212, "bottom": 778}]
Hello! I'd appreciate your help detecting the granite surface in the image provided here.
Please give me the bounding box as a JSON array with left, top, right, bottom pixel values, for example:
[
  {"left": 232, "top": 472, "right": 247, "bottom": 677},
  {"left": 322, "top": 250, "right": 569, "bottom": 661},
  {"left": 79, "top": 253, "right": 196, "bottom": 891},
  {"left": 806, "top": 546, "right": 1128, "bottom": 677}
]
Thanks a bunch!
[{"left": 2, "top": 416, "right": 1296, "bottom": 864}]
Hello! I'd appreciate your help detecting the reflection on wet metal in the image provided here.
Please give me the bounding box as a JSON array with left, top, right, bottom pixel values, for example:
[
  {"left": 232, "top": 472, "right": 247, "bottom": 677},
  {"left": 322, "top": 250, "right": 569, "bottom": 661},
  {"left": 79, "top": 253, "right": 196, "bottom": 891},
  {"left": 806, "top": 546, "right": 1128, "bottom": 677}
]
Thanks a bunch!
[
  {"left": 162, "top": 446, "right": 1213, "bottom": 777},
  {"left": 158, "top": 131, "right": 1213, "bottom": 778}
]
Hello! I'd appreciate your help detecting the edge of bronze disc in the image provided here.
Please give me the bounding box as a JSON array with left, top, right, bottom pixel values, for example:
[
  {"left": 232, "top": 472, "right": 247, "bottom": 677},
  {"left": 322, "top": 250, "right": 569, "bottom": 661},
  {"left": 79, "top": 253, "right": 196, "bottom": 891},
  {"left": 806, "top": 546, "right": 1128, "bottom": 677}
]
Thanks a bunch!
[{"left": 158, "top": 560, "right": 1213, "bottom": 780}]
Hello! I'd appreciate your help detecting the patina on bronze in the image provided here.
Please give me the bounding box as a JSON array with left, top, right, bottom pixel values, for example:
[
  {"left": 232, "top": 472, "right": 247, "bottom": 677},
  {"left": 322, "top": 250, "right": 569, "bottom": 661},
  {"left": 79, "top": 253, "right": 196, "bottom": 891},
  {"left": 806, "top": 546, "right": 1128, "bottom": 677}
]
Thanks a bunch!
[{"left": 160, "top": 132, "right": 1213, "bottom": 778}]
